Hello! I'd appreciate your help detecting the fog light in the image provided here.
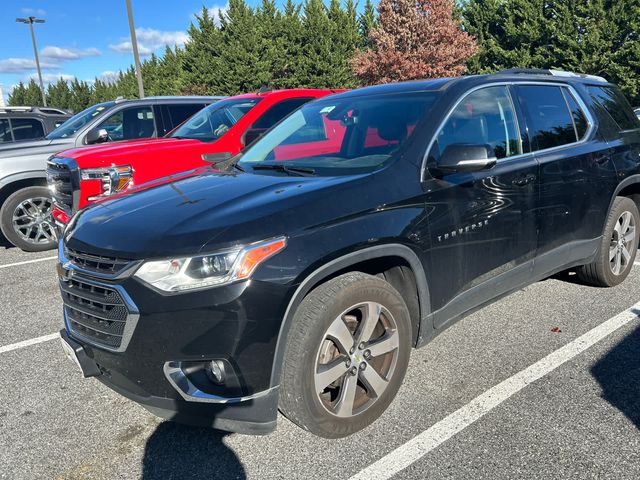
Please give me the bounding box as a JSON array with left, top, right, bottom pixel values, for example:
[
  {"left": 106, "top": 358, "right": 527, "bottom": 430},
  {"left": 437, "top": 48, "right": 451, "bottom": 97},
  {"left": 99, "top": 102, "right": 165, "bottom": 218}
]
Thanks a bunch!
[{"left": 206, "top": 360, "right": 226, "bottom": 385}]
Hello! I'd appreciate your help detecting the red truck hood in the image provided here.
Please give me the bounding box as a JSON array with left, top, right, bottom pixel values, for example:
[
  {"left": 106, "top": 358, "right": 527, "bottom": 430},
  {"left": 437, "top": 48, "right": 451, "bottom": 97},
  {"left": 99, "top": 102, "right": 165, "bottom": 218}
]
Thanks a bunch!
[{"left": 59, "top": 137, "right": 208, "bottom": 168}]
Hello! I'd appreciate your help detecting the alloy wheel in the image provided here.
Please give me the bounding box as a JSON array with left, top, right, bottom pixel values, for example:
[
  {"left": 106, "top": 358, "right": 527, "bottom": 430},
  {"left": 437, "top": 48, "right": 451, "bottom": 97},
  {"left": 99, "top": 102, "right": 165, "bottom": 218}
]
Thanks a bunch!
[
  {"left": 609, "top": 210, "right": 635, "bottom": 275},
  {"left": 11, "top": 196, "right": 57, "bottom": 246},
  {"left": 314, "top": 301, "right": 400, "bottom": 418}
]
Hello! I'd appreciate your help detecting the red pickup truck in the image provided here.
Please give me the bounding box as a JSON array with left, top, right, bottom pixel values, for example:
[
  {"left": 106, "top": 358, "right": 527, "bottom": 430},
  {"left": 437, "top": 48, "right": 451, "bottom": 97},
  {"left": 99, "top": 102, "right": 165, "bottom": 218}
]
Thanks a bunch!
[{"left": 47, "top": 89, "right": 340, "bottom": 225}]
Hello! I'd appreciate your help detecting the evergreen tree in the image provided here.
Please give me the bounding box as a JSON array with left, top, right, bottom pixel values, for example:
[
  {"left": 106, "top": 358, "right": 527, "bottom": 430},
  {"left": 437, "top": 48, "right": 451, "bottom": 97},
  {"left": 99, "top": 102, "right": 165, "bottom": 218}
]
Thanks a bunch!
[
  {"left": 298, "top": 0, "right": 337, "bottom": 87},
  {"left": 46, "top": 78, "right": 72, "bottom": 109},
  {"left": 273, "top": 0, "right": 305, "bottom": 88},
  {"left": 182, "top": 7, "right": 224, "bottom": 94},
  {"left": 24, "top": 79, "right": 45, "bottom": 106},
  {"left": 155, "top": 46, "right": 186, "bottom": 95},
  {"left": 8, "top": 82, "right": 27, "bottom": 106},
  {"left": 359, "top": 0, "right": 377, "bottom": 47},
  {"left": 69, "top": 79, "right": 92, "bottom": 112}
]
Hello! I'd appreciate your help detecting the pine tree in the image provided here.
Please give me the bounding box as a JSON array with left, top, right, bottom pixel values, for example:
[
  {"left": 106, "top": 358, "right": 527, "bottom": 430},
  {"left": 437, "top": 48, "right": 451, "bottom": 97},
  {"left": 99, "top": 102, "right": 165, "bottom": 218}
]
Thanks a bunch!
[
  {"left": 352, "top": 0, "right": 478, "bottom": 84},
  {"left": 46, "top": 78, "right": 72, "bottom": 109},
  {"left": 155, "top": 46, "right": 186, "bottom": 95},
  {"left": 69, "top": 79, "right": 92, "bottom": 112},
  {"left": 182, "top": 7, "right": 224, "bottom": 94},
  {"left": 24, "top": 79, "right": 45, "bottom": 106},
  {"left": 273, "top": 0, "right": 304, "bottom": 88},
  {"left": 359, "top": 0, "right": 377, "bottom": 47},
  {"left": 8, "top": 82, "right": 27, "bottom": 106}
]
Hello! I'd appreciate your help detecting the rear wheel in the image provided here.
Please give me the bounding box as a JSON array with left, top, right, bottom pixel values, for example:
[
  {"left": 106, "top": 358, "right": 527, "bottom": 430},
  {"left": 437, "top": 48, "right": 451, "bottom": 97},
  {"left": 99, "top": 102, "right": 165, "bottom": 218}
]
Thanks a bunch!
[
  {"left": 577, "top": 196, "right": 639, "bottom": 287},
  {"left": 279, "top": 272, "right": 412, "bottom": 438},
  {"left": 0, "top": 186, "right": 57, "bottom": 252}
]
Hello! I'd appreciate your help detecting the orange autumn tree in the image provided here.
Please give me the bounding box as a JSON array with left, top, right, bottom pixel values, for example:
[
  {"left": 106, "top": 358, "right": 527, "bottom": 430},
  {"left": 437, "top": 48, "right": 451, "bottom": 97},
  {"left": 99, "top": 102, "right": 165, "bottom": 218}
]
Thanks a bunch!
[{"left": 352, "top": 0, "right": 478, "bottom": 85}]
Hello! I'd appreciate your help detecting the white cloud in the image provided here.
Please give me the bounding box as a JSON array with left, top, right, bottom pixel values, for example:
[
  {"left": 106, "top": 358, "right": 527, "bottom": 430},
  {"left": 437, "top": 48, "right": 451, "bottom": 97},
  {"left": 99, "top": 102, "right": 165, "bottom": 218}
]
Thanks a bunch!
[
  {"left": 29, "top": 73, "right": 75, "bottom": 84},
  {"left": 208, "top": 3, "right": 229, "bottom": 25},
  {"left": 40, "top": 46, "right": 101, "bottom": 60},
  {"left": 0, "top": 57, "right": 58, "bottom": 73},
  {"left": 20, "top": 8, "right": 46, "bottom": 16},
  {"left": 99, "top": 71, "right": 120, "bottom": 84},
  {"left": 109, "top": 28, "right": 189, "bottom": 56}
]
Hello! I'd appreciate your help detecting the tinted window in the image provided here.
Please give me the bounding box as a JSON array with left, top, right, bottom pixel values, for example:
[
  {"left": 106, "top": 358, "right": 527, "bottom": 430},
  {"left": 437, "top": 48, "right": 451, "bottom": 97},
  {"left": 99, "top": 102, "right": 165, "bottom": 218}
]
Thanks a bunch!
[
  {"left": 0, "top": 119, "right": 12, "bottom": 143},
  {"left": 517, "top": 85, "right": 577, "bottom": 151},
  {"left": 562, "top": 88, "right": 589, "bottom": 139},
  {"left": 164, "top": 104, "right": 205, "bottom": 131},
  {"left": 11, "top": 118, "right": 45, "bottom": 141},
  {"left": 98, "top": 106, "right": 156, "bottom": 141},
  {"left": 251, "top": 98, "right": 312, "bottom": 130},
  {"left": 433, "top": 86, "right": 521, "bottom": 161},
  {"left": 587, "top": 85, "right": 639, "bottom": 131}
]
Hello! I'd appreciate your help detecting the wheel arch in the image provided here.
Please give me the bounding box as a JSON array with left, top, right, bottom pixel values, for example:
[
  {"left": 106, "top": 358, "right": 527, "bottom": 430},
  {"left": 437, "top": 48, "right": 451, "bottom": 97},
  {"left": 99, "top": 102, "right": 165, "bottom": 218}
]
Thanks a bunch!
[
  {"left": 0, "top": 171, "right": 48, "bottom": 208},
  {"left": 269, "top": 244, "right": 431, "bottom": 388},
  {"left": 613, "top": 174, "right": 640, "bottom": 214}
]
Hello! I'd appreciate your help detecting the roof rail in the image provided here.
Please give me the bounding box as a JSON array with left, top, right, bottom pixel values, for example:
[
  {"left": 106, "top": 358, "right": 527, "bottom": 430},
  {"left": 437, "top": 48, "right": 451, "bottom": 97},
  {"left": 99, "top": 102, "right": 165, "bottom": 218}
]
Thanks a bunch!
[
  {"left": 496, "top": 68, "right": 607, "bottom": 83},
  {"left": 0, "top": 106, "right": 70, "bottom": 115}
]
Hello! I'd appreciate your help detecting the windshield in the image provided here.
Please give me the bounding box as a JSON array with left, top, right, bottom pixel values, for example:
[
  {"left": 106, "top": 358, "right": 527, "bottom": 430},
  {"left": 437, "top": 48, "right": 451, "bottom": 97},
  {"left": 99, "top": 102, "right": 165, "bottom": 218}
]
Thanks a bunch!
[
  {"left": 46, "top": 102, "right": 116, "bottom": 139},
  {"left": 238, "top": 92, "right": 438, "bottom": 176},
  {"left": 170, "top": 97, "right": 261, "bottom": 142}
]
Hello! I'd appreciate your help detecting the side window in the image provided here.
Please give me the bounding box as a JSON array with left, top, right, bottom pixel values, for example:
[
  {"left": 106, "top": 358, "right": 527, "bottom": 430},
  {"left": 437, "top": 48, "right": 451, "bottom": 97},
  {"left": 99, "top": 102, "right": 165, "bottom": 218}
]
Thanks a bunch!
[
  {"left": 432, "top": 86, "right": 522, "bottom": 161},
  {"left": 98, "top": 106, "right": 156, "bottom": 141},
  {"left": 0, "top": 119, "right": 13, "bottom": 143},
  {"left": 517, "top": 85, "right": 577, "bottom": 151},
  {"left": 252, "top": 98, "right": 313, "bottom": 131},
  {"left": 10, "top": 118, "right": 45, "bottom": 141},
  {"left": 587, "top": 85, "right": 639, "bottom": 131},
  {"left": 164, "top": 104, "right": 205, "bottom": 133},
  {"left": 562, "top": 88, "right": 589, "bottom": 139}
]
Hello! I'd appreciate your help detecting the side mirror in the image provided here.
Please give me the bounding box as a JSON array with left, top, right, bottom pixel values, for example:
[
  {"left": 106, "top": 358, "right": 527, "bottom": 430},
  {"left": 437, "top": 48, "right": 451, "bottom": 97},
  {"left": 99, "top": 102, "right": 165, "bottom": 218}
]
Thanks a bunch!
[
  {"left": 85, "top": 128, "right": 109, "bottom": 145},
  {"left": 242, "top": 128, "right": 267, "bottom": 148},
  {"left": 438, "top": 144, "right": 497, "bottom": 173},
  {"left": 201, "top": 152, "right": 233, "bottom": 164}
]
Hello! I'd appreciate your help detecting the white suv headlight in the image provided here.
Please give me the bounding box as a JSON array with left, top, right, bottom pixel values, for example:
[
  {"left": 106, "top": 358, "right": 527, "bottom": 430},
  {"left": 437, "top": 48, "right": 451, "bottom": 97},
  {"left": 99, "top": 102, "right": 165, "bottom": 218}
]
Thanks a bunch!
[{"left": 134, "top": 237, "right": 287, "bottom": 292}]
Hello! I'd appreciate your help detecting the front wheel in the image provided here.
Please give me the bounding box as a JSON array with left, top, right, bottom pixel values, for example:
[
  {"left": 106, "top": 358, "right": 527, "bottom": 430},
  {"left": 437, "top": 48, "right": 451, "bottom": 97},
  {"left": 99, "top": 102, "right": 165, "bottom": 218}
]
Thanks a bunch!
[
  {"left": 577, "top": 196, "right": 639, "bottom": 287},
  {"left": 0, "top": 186, "right": 57, "bottom": 252},
  {"left": 279, "top": 272, "right": 412, "bottom": 438}
]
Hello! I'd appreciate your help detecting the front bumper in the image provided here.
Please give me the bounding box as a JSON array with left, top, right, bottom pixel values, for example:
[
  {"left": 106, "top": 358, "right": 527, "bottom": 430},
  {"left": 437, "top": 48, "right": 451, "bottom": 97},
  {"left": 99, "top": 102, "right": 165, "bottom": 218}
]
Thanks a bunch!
[{"left": 57, "top": 253, "right": 290, "bottom": 435}]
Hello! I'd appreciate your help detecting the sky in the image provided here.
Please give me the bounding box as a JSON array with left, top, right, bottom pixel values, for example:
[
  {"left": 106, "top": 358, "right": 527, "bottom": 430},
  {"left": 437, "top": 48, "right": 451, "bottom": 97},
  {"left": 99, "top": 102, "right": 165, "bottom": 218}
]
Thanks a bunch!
[{"left": 0, "top": 0, "right": 238, "bottom": 103}]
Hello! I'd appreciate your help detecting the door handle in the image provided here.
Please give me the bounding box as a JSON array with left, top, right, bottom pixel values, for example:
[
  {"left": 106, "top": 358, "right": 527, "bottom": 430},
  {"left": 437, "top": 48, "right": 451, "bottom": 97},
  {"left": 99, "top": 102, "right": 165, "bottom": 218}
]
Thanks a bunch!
[{"left": 512, "top": 174, "right": 536, "bottom": 187}]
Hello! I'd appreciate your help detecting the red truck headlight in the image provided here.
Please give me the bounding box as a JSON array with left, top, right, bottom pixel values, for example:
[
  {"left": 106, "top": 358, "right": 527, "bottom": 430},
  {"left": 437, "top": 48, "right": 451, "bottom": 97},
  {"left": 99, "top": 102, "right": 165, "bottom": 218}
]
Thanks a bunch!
[{"left": 81, "top": 165, "right": 133, "bottom": 200}]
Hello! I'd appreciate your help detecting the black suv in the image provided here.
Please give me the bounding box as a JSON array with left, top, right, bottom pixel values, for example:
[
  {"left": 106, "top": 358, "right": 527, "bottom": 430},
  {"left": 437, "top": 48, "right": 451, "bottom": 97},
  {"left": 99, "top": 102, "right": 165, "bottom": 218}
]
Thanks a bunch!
[
  {"left": 0, "top": 96, "right": 221, "bottom": 252},
  {"left": 0, "top": 106, "right": 71, "bottom": 144},
  {"left": 57, "top": 70, "right": 640, "bottom": 438}
]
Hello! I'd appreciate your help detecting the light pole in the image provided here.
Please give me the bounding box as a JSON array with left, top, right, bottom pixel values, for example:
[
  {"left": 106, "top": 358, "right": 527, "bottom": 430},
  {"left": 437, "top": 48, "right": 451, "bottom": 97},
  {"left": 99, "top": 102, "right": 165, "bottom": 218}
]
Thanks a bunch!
[
  {"left": 125, "top": 0, "right": 145, "bottom": 98},
  {"left": 16, "top": 16, "right": 47, "bottom": 107}
]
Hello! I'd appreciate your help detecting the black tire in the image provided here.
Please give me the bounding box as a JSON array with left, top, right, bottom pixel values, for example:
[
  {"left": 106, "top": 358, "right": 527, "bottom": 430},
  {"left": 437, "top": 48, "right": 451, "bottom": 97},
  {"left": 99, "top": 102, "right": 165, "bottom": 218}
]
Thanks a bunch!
[
  {"left": 279, "top": 272, "right": 412, "bottom": 438},
  {"left": 0, "top": 186, "right": 57, "bottom": 252},
  {"left": 577, "top": 196, "right": 639, "bottom": 287}
]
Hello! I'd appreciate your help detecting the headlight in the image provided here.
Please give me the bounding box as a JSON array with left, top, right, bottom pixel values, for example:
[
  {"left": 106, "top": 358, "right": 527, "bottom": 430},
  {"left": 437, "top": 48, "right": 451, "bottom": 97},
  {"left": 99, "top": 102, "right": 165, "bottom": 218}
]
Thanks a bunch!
[
  {"left": 134, "top": 237, "right": 287, "bottom": 292},
  {"left": 81, "top": 165, "right": 133, "bottom": 199}
]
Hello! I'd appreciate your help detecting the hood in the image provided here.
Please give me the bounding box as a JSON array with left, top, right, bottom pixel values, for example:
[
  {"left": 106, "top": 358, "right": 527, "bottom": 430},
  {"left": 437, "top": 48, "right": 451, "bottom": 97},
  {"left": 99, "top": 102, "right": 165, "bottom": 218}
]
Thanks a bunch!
[
  {"left": 65, "top": 169, "right": 375, "bottom": 259},
  {"left": 0, "top": 138, "right": 74, "bottom": 159},
  {"left": 60, "top": 137, "right": 205, "bottom": 167}
]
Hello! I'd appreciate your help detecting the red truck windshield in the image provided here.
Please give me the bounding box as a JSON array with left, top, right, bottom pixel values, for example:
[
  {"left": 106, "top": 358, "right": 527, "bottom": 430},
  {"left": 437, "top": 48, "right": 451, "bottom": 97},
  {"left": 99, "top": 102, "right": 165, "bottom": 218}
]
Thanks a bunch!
[{"left": 170, "top": 97, "right": 262, "bottom": 142}]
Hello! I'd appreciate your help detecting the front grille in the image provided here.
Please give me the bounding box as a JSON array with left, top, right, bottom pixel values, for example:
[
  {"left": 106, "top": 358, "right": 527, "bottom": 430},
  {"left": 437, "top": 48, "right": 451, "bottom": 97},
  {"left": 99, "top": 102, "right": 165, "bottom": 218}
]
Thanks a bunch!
[
  {"left": 65, "top": 247, "right": 133, "bottom": 276},
  {"left": 46, "top": 160, "right": 75, "bottom": 211},
  {"left": 61, "top": 277, "right": 134, "bottom": 350}
]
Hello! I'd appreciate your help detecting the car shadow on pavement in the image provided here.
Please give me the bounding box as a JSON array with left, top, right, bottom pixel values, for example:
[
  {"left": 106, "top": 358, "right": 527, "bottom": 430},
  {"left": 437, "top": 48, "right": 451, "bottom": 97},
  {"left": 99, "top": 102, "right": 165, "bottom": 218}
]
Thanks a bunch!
[
  {"left": 142, "top": 422, "right": 246, "bottom": 479},
  {"left": 591, "top": 314, "right": 640, "bottom": 430}
]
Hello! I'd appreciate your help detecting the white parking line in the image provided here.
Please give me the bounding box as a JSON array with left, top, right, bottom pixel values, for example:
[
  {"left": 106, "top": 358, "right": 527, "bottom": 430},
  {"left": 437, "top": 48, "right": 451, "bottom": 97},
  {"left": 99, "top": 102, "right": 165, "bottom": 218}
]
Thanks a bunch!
[
  {"left": 349, "top": 302, "right": 640, "bottom": 480},
  {"left": 0, "top": 256, "right": 57, "bottom": 269},
  {"left": 0, "top": 333, "right": 59, "bottom": 354}
]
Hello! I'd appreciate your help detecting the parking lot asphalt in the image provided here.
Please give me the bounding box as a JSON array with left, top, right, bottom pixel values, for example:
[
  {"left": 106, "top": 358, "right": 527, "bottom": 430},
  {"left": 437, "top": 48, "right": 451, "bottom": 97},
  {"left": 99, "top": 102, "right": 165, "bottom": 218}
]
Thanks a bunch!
[{"left": 1, "top": 243, "right": 639, "bottom": 480}]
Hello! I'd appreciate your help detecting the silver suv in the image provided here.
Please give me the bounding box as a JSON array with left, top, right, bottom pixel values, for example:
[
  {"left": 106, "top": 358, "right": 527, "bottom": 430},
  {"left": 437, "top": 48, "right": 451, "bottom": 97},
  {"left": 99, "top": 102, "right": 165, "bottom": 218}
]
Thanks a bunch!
[{"left": 0, "top": 96, "right": 221, "bottom": 251}]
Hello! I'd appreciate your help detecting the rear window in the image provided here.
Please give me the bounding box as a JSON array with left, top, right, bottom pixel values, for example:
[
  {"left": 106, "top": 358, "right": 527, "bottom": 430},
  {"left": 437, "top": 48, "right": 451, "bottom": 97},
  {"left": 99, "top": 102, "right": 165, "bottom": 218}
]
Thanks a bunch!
[
  {"left": 10, "top": 118, "right": 45, "bottom": 141},
  {"left": 517, "top": 85, "right": 580, "bottom": 151},
  {"left": 587, "top": 86, "right": 639, "bottom": 131}
]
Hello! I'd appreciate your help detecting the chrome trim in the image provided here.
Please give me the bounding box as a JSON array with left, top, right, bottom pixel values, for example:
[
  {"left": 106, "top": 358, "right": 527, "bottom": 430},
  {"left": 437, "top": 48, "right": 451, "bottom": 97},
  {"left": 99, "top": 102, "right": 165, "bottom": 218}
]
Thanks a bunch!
[
  {"left": 420, "top": 81, "right": 597, "bottom": 181},
  {"left": 163, "top": 361, "right": 279, "bottom": 404},
  {"left": 59, "top": 246, "right": 140, "bottom": 353},
  {"left": 47, "top": 156, "right": 81, "bottom": 212},
  {"left": 58, "top": 240, "right": 142, "bottom": 281}
]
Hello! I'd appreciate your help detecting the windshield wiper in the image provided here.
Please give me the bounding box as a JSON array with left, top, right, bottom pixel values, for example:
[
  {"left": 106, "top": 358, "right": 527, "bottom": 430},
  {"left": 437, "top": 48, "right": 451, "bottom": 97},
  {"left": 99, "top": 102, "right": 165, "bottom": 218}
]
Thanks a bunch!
[{"left": 251, "top": 164, "right": 316, "bottom": 176}]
